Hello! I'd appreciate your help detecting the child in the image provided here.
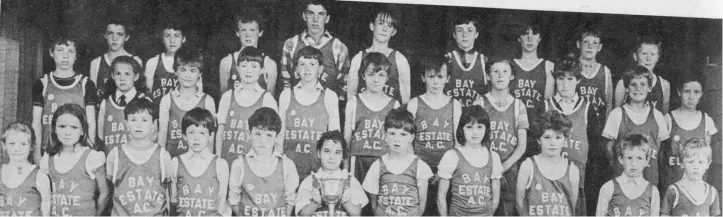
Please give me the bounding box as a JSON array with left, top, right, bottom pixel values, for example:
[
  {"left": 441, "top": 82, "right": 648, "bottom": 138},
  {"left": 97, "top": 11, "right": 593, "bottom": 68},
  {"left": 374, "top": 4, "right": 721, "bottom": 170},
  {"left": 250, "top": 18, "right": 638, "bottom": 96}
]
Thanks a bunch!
[
  {"left": 510, "top": 22, "right": 555, "bottom": 123},
  {"left": 158, "top": 47, "right": 216, "bottom": 158},
  {"left": 91, "top": 19, "right": 143, "bottom": 100},
  {"left": 0, "top": 122, "right": 51, "bottom": 216},
  {"left": 347, "top": 10, "right": 411, "bottom": 104},
  {"left": 98, "top": 56, "right": 150, "bottom": 153},
  {"left": 595, "top": 134, "right": 660, "bottom": 216},
  {"left": 219, "top": 11, "right": 278, "bottom": 94},
  {"left": 603, "top": 65, "right": 669, "bottom": 186},
  {"left": 32, "top": 37, "right": 98, "bottom": 163},
  {"left": 444, "top": 16, "right": 489, "bottom": 107},
  {"left": 437, "top": 105, "right": 502, "bottom": 216},
  {"left": 145, "top": 19, "right": 190, "bottom": 109},
  {"left": 362, "top": 108, "right": 434, "bottom": 216},
  {"left": 170, "top": 108, "right": 230, "bottom": 216},
  {"left": 279, "top": 46, "right": 340, "bottom": 180},
  {"left": 614, "top": 37, "right": 671, "bottom": 114},
  {"left": 40, "top": 104, "right": 109, "bottom": 216},
  {"left": 216, "top": 47, "right": 278, "bottom": 163},
  {"left": 661, "top": 138, "right": 721, "bottom": 216},
  {"left": 228, "top": 107, "right": 299, "bottom": 216},
  {"left": 106, "top": 98, "right": 172, "bottom": 216},
  {"left": 473, "top": 58, "right": 528, "bottom": 216},
  {"left": 661, "top": 74, "right": 718, "bottom": 192},
  {"left": 516, "top": 111, "right": 580, "bottom": 216},
  {"left": 296, "top": 131, "right": 369, "bottom": 216},
  {"left": 543, "top": 57, "right": 591, "bottom": 216},
  {"left": 344, "top": 52, "right": 400, "bottom": 180}
]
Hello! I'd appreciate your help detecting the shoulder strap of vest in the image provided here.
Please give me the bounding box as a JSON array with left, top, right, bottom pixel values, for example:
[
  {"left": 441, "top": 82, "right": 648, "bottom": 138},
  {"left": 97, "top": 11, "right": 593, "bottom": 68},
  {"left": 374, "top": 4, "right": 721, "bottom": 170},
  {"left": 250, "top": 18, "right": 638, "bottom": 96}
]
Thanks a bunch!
[{"left": 672, "top": 183, "right": 681, "bottom": 207}]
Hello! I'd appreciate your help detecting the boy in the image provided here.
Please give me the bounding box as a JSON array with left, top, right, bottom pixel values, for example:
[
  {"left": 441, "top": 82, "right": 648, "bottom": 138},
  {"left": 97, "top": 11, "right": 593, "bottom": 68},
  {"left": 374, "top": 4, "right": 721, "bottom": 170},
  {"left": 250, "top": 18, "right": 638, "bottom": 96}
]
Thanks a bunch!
[
  {"left": 362, "top": 108, "right": 434, "bottom": 216},
  {"left": 347, "top": 10, "right": 411, "bottom": 104},
  {"left": 32, "top": 37, "right": 98, "bottom": 163},
  {"left": 614, "top": 37, "right": 671, "bottom": 114},
  {"left": 661, "top": 138, "right": 721, "bottom": 216},
  {"left": 106, "top": 98, "right": 172, "bottom": 216},
  {"left": 216, "top": 47, "right": 278, "bottom": 163},
  {"left": 228, "top": 107, "right": 299, "bottom": 216},
  {"left": 145, "top": 19, "right": 196, "bottom": 109},
  {"left": 279, "top": 46, "right": 340, "bottom": 180},
  {"left": 91, "top": 19, "right": 143, "bottom": 99},
  {"left": 170, "top": 108, "right": 230, "bottom": 216},
  {"left": 603, "top": 65, "right": 669, "bottom": 186},
  {"left": 444, "top": 16, "right": 489, "bottom": 107},
  {"left": 596, "top": 134, "right": 660, "bottom": 216},
  {"left": 219, "top": 11, "right": 278, "bottom": 95},
  {"left": 281, "top": 0, "right": 350, "bottom": 101},
  {"left": 158, "top": 47, "right": 216, "bottom": 158}
]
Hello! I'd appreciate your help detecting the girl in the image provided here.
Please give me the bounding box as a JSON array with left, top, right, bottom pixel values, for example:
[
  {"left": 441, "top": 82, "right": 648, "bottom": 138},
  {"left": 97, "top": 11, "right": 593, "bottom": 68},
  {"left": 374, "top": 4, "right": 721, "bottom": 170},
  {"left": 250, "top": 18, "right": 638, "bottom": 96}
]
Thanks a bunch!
[
  {"left": 98, "top": 56, "right": 149, "bottom": 153},
  {"left": 296, "top": 131, "right": 368, "bottom": 216},
  {"left": 41, "top": 103, "right": 109, "bottom": 216},
  {"left": 661, "top": 138, "right": 721, "bottom": 216},
  {"left": 437, "top": 105, "right": 502, "bottom": 216},
  {"left": 0, "top": 122, "right": 51, "bottom": 216}
]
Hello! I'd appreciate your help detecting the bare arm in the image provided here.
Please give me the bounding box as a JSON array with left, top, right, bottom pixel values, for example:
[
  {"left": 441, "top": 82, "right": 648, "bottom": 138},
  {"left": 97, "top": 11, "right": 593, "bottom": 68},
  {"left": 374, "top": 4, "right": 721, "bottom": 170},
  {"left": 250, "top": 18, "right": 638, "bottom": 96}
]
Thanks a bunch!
[
  {"left": 595, "top": 182, "right": 613, "bottom": 216},
  {"left": 452, "top": 100, "right": 462, "bottom": 142},
  {"left": 157, "top": 95, "right": 170, "bottom": 147},
  {"left": 570, "top": 164, "right": 580, "bottom": 211},
  {"left": 326, "top": 91, "right": 341, "bottom": 131},
  {"left": 86, "top": 106, "right": 96, "bottom": 147},
  {"left": 417, "top": 181, "right": 428, "bottom": 215},
  {"left": 346, "top": 54, "right": 361, "bottom": 102},
  {"left": 97, "top": 101, "right": 106, "bottom": 138},
  {"left": 504, "top": 129, "right": 527, "bottom": 171},
  {"left": 604, "top": 67, "right": 613, "bottom": 115},
  {"left": 90, "top": 58, "right": 100, "bottom": 85},
  {"left": 216, "top": 125, "right": 225, "bottom": 157},
  {"left": 437, "top": 178, "right": 450, "bottom": 216},
  {"left": 145, "top": 58, "right": 157, "bottom": 91},
  {"left": 95, "top": 165, "right": 110, "bottom": 215},
  {"left": 661, "top": 79, "right": 671, "bottom": 114},
  {"left": 32, "top": 106, "right": 43, "bottom": 163},
  {"left": 219, "top": 56, "right": 231, "bottom": 95},
  {"left": 516, "top": 161, "right": 532, "bottom": 216},
  {"left": 544, "top": 61, "right": 555, "bottom": 100},
  {"left": 614, "top": 80, "right": 626, "bottom": 108},
  {"left": 606, "top": 139, "right": 616, "bottom": 167},
  {"left": 397, "top": 53, "right": 412, "bottom": 104},
  {"left": 265, "top": 57, "right": 278, "bottom": 95},
  {"left": 651, "top": 187, "right": 661, "bottom": 216},
  {"left": 217, "top": 160, "right": 230, "bottom": 216},
  {"left": 278, "top": 90, "right": 290, "bottom": 153},
  {"left": 37, "top": 171, "right": 52, "bottom": 216},
  {"left": 492, "top": 178, "right": 501, "bottom": 212}
]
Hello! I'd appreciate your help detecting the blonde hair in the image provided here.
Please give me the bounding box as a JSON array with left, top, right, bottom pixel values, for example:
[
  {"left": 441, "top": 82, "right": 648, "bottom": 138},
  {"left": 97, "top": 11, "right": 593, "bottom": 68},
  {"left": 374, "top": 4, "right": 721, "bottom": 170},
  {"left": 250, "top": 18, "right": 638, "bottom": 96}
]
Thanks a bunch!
[
  {"left": 679, "top": 138, "right": 712, "bottom": 162},
  {"left": 1, "top": 121, "right": 37, "bottom": 164}
]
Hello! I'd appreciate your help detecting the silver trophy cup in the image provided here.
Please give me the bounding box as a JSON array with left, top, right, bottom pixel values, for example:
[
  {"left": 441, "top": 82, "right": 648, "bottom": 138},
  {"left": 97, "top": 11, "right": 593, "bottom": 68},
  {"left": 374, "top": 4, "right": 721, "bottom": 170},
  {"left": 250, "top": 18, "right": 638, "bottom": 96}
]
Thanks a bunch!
[{"left": 320, "top": 178, "right": 345, "bottom": 216}]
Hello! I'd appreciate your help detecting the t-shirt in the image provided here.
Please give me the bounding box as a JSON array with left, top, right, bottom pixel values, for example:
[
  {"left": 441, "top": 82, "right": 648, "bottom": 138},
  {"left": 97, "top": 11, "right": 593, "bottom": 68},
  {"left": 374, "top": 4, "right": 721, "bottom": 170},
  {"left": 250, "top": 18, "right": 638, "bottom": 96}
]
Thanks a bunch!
[
  {"left": 32, "top": 73, "right": 98, "bottom": 107},
  {"left": 602, "top": 104, "right": 670, "bottom": 141}
]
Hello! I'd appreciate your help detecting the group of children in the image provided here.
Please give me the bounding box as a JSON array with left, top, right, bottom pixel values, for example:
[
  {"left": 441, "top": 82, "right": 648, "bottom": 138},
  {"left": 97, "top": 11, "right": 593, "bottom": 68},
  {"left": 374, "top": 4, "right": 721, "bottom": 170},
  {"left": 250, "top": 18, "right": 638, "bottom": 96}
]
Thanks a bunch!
[{"left": 1, "top": 0, "right": 720, "bottom": 216}]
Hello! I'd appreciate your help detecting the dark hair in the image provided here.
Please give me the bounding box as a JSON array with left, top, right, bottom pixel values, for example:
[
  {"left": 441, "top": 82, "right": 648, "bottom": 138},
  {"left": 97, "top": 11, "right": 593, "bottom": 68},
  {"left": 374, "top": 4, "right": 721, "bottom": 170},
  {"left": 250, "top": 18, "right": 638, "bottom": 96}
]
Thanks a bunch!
[
  {"left": 552, "top": 56, "right": 582, "bottom": 80},
  {"left": 303, "top": 0, "right": 334, "bottom": 15},
  {"left": 105, "top": 17, "right": 132, "bottom": 37},
  {"left": 676, "top": 72, "right": 704, "bottom": 92},
  {"left": 634, "top": 36, "right": 662, "bottom": 54},
  {"left": 359, "top": 52, "right": 392, "bottom": 80},
  {"left": 124, "top": 98, "right": 157, "bottom": 120},
  {"left": 451, "top": 15, "right": 480, "bottom": 33},
  {"left": 237, "top": 46, "right": 265, "bottom": 68},
  {"left": 48, "top": 36, "right": 79, "bottom": 53},
  {"left": 174, "top": 47, "right": 204, "bottom": 72},
  {"left": 421, "top": 55, "right": 449, "bottom": 76},
  {"left": 48, "top": 104, "right": 94, "bottom": 156},
  {"left": 622, "top": 65, "right": 653, "bottom": 88},
  {"left": 234, "top": 9, "right": 266, "bottom": 32},
  {"left": 248, "top": 107, "right": 282, "bottom": 134},
  {"left": 316, "top": 130, "right": 349, "bottom": 168},
  {"left": 181, "top": 108, "right": 217, "bottom": 134},
  {"left": 1, "top": 122, "right": 37, "bottom": 164},
  {"left": 371, "top": 9, "right": 400, "bottom": 30},
  {"left": 615, "top": 134, "right": 651, "bottom": 159},
  {"left": 519, "top": 21, "right": 542, "bottom": 36},
  {"left": 158, "top": 17, "right": 186, "bottom": 36},
  {"left": 294, "top": 46, "right": 323, "bottom": 67},
  {"left": 456, "top": 105, "right": 491, "bottom": 145},
  {"left": 103, "top": 56, "right": 149, "bottom": 100},
  {"left": 579, "top": 29, "right": 603, "bottom": 42},
  {"left": 485, "top": 57, "right": 515, "bottom": 76},
  {"left": 531, "top": 110, "right": 572, "bottom": 139},
  {"left": 384, "top": 108, "right": 416, "bottom": 134}
]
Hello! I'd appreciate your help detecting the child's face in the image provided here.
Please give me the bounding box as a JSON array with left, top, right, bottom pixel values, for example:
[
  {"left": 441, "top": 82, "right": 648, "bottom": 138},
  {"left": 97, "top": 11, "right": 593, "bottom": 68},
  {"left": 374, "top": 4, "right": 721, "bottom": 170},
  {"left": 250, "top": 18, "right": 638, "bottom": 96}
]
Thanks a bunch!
[
  {"left": 183, "top": 125, "right": 213, "bottom": 153},
  {"left": 55, "top": 114, "right": 83, "bottom": 147},
  {"left": 318, "top": 140, "right": 344, "bottom": 171},
  {"left": 453, "top": 22, "right": 479, "bottom": 50},
  {"left": 618, "top": 148, "right": 649, "bottom": 178},
  {"left": 363, "top": 67, "right": 390, "bottom": 94},
  {"left": 124, "top": 112, "right": 155, "bottom": 140},
  {"left": 296, "top": 57, "right": 322, "bottom": 83},
  {"left": 369, "top": 14, "right": 397, "bottom": 44},
  {"left": 112, "top": 63, "right": 139, "bottom": 92},
  {"left": 50, "top": 42, "right": 77, "bottom": 71},
  {"left": 555, "top": 74, "right": 580, "bottom": 98},
  {"left": 634, "top": 44, "right": 660, "bottom": 69},
  {"left": 463, "top": 121, "right": 486, "bottom": 146},
  {"left": 681, "top": 153, "right": 710, "bottom": 181},
  {"left": 488, "top": 62, "right": 513, "bottom": 90},
  {"left": 422, "top": 67, "right": 450, "bottom": 94},
  {"left": 177, "top": 64, "right": 202, "bottom": 88},
  {"left": 3, "top": 131, "right": 32, "bottom": 163},
  {"left": 518, "top": 28, "right": 541, "bottom": 53},
  {"left": 303, "top": 4, "right": 329, "bottom": 36},
  {"left": 236, "top": 21, "right": 263, "bottom": 48},
  {"left": 679, "top": 81, "right": 703, "bottom": 110},
  {"left": 162, "top": 29, "right": 185, "bottom": 54},
  {"left": 250, "top": 128, "right": 277, "bottom": 154},
  {"left": 385, "top": 128, "right": 414, "bottom": 154},
  {"left": 626, "top": 76, "right": 651, "bottom": 103},
  {"left": 577, "top": 35, "right": 602, "bottom": 60},
  {"left": 537, "top": 129, "right": 565, "bottom": 157},
  {"left": 239, "top": 60, "right": 263, "bottom": 84},
  {"left": 104, "top": 24, "right": 129, "bottom": 52}
]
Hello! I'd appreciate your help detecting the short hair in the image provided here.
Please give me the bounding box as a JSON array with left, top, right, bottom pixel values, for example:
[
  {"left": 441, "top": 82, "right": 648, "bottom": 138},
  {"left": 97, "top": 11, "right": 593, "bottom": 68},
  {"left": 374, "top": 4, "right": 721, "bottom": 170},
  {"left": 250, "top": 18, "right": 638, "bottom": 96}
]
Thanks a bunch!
[
  {"left": 676, "top": 71, "right": 704, "bottom": 92},
  {"left": 519, "top": 21, "right": 542, "bottom": 36},
  {"left": 49, "top": 104, "right": 94, "bottom": 156},
  {"left": 552, "top": 56, "right": 582, "bottom": 80},
  {"left": 248, "top": 107, "right": 282, "bottom": 134},
  {"left": 107, "top": 56, "right": 149, "bottom": 99},
  {"left": 616, "top": 134, "right": 652, "bottom": 159},
  {"left": 634, "top": 36, "right": 663, "bottom": 53},
  {"left": 304, "top": 0, "right": 334, "bottom": 14},
  {"left": 579, "top": 29, "right": 603, "bottom": 42},
  {"left": 384, "top": 108, "right": 416, "bottom": 134},
  {"left": 294, "top": 46, "right": 323, "bottom": 67},
  {"left": 359, "top": 52, "right": 392, "bottom": 78},
  {"left": 181, "top": 108, "right": 217, "bottom": 134},
  {"left": 622, "top": 65, "right": 653, "bottom": 88},
  {"left": 48, "top": 36, "right": 79, "bottom": 52},
  {"left": 316, "top": 130, "right": 349, "bottom": 164},
  {"left": 485, "top": 58, "right": 515, "bottom": 76},
  {"left": 531, "top": 110, "right": 572, "bottom": 139},
  {"left": 371, "top": 10, "right": 400, "bottom": 30},
  {"left": 1, "top": 122, "right": 37, "bottom": 164},
  {"left": 451, "top": 15, "right": 480, "bottom": 33},
  {"left": 234, "top": 9, "right": 266, "bottom": 32},
  {"left": 106, "top": 17, "right": 132, "bottom": 36},
  {"left": 158, "top": 17, "right": 186, "bottom": 36},
  {"left": 679, "top": 138, "right": 712, "bottom": 162},
  {"left": 124, "top": 98, "right": 157, "bottom": 120},
  {"left": 174, "top": 47, "right": 204, "bottom": 72},
  {"left": 456, "top": 105, "right": 491, "bottom": 145},
  {"left": 422, "top": 55, "right": 449, "bottom": 76},
  {"left": 237, "top": 46, "right": 265, "bottom": 68}
]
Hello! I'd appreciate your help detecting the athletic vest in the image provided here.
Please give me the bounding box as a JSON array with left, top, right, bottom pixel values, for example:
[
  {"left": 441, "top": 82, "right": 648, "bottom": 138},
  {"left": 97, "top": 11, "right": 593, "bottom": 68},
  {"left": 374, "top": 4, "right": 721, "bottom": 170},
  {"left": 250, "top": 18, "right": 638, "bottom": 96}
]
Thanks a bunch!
[
  {"left": 525, "top": 157, "right": 574, "bottom": 216},
  {"left": 41, "top": 73, "right": 86, "bottom": 152},
  {"left": 220, "top": 91, "right": 265, "bottom": 163},
  {"left": 175, "top": 157, "right": 220, "bottom": 216},
  {"left": 101, "top": 94, "right": 137, "bottom": 153},
  {"left": 289, "top": 35, "right": 344, "bottom": 97},
  {"left": 239, "top": 156, "right": 287, "bottom": 217},
  {"left": 111, "top": 145, "right": 167, "bottom": 216},
  {"left": 544, "top": 97, "right": 590, "bottom": 172},
  {"left": 283, "top": 89, "right": 328, "bottom": 179},
  {"left": 150, "top": 55, "right": 178, "bottom": 108},
  {"left": 412, "top": 97, "right": 455, "bottom": 169},
  {"left": 0, "top": 166, "right": 42, "bottom": 216},
  {"left": 310, "top": 173, "right": 352, "bottom": 216},
  {"left": 577, "top": 64, "right": 608, "bottom": 134},
  {"left": 357, "top": 50, "right": 402, "bottom": 103},
  {"left": 613, "top": 107, "right": 661, "bottom": 186},
  {"left": 227, "top": 52, "right": 268, "bottom": 91},
  {"left": 445, "top": 51, "right": 488, "bottom": 107},
  {"left": 49, "top": 149, "right": 96, "bottom": 216},
  {"left": 449, "top": 148, "right": 495, "bottom": 216},
  {"left": 511, "top": 59, "right": 548, "bottom": 119},
  {"left": 647, "top": 75, "right": 665, "bottom": 112},
  {"left": 166, "top": 94, "right": 208, "bottom": 158},
  {"left": 670, "top": 182, "right": 719, "bottom": 216},
  {"left": 660, "top": 112, "right": 708, "bottom": 191},
  {"left": 375, "top": 157, "right": 420, "bottom": 216},
  {"left": 606, "top": 178, "right": 653, "bottom": 216},
  {"left": 481, "top": 95, "right": 520, "bottom": 161},
  {"left": 351, "top": 96, "right": 395, "bottom": 157},
  {"left": 95, "top": 55, "right": 114, "bottom": 99}
]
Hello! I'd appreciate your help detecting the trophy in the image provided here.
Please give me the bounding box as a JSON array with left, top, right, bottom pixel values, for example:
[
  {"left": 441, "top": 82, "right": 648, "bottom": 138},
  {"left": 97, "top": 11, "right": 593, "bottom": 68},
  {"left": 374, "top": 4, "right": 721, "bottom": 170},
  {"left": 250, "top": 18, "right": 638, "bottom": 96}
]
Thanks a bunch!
[{"left": 319, "top": 178, "right": 345, "bottom": 216}]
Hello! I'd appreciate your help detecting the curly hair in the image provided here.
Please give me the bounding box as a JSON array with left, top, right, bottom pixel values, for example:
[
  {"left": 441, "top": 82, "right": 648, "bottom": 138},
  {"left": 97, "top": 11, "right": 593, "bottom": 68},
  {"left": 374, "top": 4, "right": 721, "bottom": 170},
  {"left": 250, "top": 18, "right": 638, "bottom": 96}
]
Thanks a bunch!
[
  {"left": 679, "top": 138, "right": 712, "bottom": 162},
  {"left": 1, "top": 122, "right": 37, "bottom": 164},
  {"left": 615, "top": 134, "right": 652, "bottom": 159},
  {"left": 316, "top": 130, "right": 349, "bottom": 168},
  {"left": 531, "top": 110, "right": 572, "bottom": 139}
]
